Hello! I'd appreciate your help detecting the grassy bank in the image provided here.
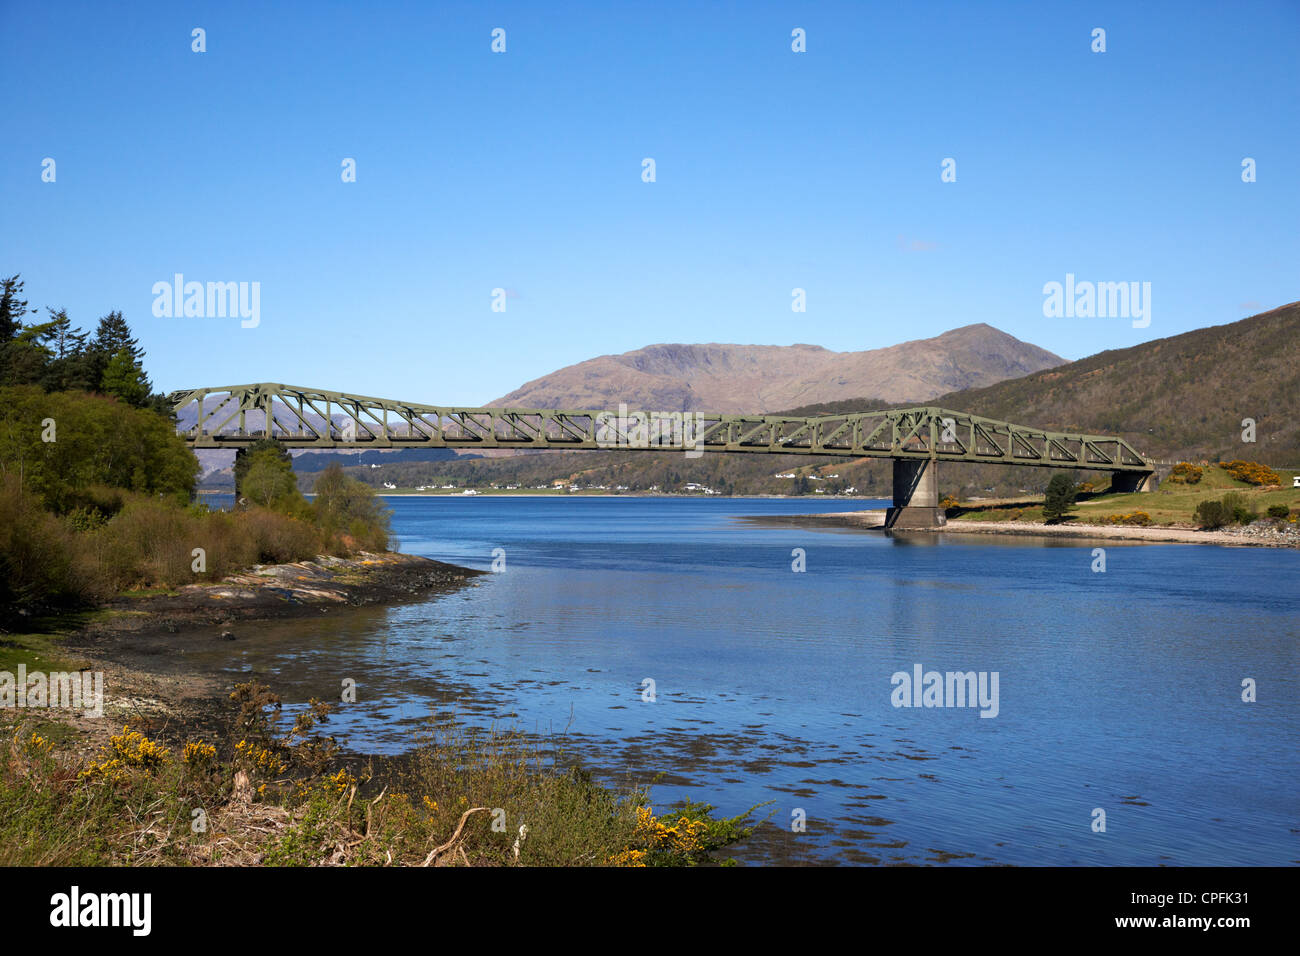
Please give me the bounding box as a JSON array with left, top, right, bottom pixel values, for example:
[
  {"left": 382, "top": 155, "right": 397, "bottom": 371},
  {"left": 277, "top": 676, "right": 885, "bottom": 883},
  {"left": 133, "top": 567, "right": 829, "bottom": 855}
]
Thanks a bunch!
[
  {"left": 0, "top": 682, "right": 759, "bottom": 867},
  {"left": 948, "top": 463, "right": 1298, "bottom": 528}
]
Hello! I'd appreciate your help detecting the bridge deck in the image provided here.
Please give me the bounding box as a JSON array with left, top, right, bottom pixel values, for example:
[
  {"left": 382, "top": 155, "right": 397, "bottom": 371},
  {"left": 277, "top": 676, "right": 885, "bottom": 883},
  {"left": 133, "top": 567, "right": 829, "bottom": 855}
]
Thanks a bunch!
[{"left": 169, "top": 383, "right": 1154, "bottom": 474}]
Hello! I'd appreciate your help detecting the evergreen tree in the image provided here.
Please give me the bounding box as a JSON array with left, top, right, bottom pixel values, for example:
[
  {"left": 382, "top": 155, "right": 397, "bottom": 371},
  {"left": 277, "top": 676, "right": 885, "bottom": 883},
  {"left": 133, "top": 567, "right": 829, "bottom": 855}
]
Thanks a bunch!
[
  {"left": 40, "top": 308, "right": 92, "bottom": 392},
  {"left": 1042, "top": 473, "right": 1077, "bottom": 523},
  {"left": 0, "top": 275, "right": 29, "bottom": 343},
  {"left": 89, "top": 311, "right": 152, "bottom": 405},
  {"left": 92, "top": 310, "right": 142, "bottom": 361},
  {"left": 4, "top": 316, "right": 59, "bottom": 386},
  {"left": 0, "top": 274, "right": 31, "bottom": 385},
  {"left": 101, "top": 347, "right": 153, "bottom": 407}
]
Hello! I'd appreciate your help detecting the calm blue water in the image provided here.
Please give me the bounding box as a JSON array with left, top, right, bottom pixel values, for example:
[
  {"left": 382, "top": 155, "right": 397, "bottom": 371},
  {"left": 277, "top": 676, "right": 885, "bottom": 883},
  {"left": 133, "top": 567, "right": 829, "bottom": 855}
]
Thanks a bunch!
[{"left": 210, "top": 496, "right": 1300, "bottom": 865}]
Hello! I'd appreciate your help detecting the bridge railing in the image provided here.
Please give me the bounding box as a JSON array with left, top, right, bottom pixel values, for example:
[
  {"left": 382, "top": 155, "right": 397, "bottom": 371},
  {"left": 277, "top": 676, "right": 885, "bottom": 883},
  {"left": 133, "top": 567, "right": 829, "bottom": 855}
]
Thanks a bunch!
[{"left": 168, "top": 384, "right": 1153, "bottom": 472}]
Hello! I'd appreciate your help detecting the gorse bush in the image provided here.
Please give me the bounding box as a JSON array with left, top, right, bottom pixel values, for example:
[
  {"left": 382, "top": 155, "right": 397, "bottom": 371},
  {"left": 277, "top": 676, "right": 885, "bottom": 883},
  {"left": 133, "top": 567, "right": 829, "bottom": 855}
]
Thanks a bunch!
[
  {"left": 1218, "top": 460, "right": 1280, "bottom": 486},
  {"left": 1106, "top": 511, "right": 1153, "bottom": 527},
  {"left": 1168, "top": 462, "right": 1203, "bottom": 484}
]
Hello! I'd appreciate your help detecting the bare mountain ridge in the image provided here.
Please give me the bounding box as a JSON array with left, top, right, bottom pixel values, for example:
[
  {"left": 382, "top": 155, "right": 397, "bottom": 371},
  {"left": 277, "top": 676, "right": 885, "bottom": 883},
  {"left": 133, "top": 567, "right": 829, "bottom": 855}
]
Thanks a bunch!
[{"left": 490, "top": 324, "right": 1065, "bottom": 413}]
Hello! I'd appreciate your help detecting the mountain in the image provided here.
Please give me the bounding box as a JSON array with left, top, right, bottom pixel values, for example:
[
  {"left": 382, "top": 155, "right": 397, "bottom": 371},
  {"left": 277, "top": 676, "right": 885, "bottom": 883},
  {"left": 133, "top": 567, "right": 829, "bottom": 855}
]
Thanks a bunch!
[
  {"left": 286, "top": 303, "right": 1300, "bottom": 500},
  {"left": 790, "top": 302, "right": 1300, "bottom": 467},
  {"left": 488, "top": 325, "right": 1065, "bottom": 413}
]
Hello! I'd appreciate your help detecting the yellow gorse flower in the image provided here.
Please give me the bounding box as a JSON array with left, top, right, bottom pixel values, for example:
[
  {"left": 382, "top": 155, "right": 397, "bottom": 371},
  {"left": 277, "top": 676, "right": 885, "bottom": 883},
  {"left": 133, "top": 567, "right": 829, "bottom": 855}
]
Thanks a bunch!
[{"left": 79, "top": 726, "right": 169, "bottom": 782}]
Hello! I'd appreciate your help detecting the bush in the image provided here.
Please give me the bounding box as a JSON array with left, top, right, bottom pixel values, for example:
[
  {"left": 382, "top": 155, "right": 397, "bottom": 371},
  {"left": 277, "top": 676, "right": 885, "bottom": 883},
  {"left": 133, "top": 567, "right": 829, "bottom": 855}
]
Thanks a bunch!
[
  {"left": 1195, "top": 492, "right": 1259, "bottom": 529},
  {"left": 1168, "top": 462, "right": 1203, "bottom": 484},
  {"left": 1219, "top": 491, "right": 1257, "bottom": 524},
  {"left": 1194, "top": 499, "right": 1228, "bottom": 529},
  {"left": 1106, "top": 511, "right": 1152, "bottom": 527},
  {"left": 94, "top": 496, "right": 200, "bottom": 589},
  {"left": 0, "top": 475, "right": 78, "bottom": 617},
  {"left": 312, "top": 464, "right": 392, "bottom": 552},
  {"left": 1219, "top": 460, "right": 1280, "bottom": 486},
  {"left": 0, "top": 386, "right": 198, "bottom": 512},
  {"left": 242, "top": 507, "right": 323, "bottom": 565},
  {"left": 1266, "top": 504, "right": 1290, "bottom": 520}
]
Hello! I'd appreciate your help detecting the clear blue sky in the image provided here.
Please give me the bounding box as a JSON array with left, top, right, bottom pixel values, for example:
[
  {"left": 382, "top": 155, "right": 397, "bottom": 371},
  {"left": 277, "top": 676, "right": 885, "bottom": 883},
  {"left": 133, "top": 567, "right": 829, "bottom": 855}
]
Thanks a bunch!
[{"left": 2, "top": 1, "right": 1296, "bottom": 405}]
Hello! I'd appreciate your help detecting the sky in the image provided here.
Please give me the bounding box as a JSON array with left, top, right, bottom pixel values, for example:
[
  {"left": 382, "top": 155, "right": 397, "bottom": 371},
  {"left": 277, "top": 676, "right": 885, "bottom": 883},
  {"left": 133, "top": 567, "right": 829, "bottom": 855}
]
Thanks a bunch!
[{"left": 2, "top": 0, "right": 1297, "bottom": 405}]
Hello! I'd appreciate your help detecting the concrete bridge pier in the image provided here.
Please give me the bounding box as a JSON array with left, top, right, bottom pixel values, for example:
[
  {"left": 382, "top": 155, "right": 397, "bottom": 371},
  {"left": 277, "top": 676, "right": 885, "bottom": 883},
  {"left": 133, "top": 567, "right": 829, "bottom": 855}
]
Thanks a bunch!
[
  {"left": 1109, "top": 470, "right": 1158, "bottom": 493},
  {"left": 885, "top": 458, "right": 946, "bottom": 529}
]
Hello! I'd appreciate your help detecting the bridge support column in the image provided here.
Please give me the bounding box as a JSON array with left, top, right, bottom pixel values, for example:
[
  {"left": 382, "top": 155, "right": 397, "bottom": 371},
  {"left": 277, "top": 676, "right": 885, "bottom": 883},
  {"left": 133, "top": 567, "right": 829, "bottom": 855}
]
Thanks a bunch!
[
  {"left": 1109, "top": 471, "right": 1157, "bottom": 493},
  {"left": 885, "top": 459, "right": 946, "bottom": 529}
]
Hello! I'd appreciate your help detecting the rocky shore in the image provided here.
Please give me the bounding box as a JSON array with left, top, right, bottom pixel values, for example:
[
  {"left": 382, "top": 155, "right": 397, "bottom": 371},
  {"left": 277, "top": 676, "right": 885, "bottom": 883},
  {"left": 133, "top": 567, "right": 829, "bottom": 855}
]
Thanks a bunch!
[
  {"left": 79, "top": 551, "right": 486, "bottom": 642},
  {"left": 27, "top": 551, "right": 486, "bottom": 748},
  {"left": 741, "top": 510, "right": 1300, "bottom": 548}
]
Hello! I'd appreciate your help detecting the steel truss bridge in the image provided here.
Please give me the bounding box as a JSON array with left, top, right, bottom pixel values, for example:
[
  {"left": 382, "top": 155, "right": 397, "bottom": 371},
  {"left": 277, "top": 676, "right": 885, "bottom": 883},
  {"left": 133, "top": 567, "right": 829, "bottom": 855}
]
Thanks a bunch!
[{"left": 169, "top": 383, "right": 1155, "bottom": 526}]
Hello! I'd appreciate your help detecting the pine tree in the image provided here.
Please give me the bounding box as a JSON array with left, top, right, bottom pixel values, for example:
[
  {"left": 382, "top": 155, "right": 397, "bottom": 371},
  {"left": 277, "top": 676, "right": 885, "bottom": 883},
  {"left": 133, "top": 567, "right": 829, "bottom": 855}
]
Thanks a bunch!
[
  {"left": 0, "top": 275, "right": 29, "bottom": 343},
  {"left": 100, "top": 347, "right": 153, "bottom": 407},
  {"left": 4, "top": 316, "right": 59, "bottom": 386},
  {"left": 1042, "top": 473, "right": 1077, "bottom": 523},
  {"left": 41, "top": 309, "right": 91, "bottom": 391},
  {"left": 89, "top": 312, "right": 152, "bottom": 404},
  {"left": 92, "top": 310, "right": 142, "bottom": 361},
  {"left": 0, "top": 274, "right": 31, "bottom": 385}
]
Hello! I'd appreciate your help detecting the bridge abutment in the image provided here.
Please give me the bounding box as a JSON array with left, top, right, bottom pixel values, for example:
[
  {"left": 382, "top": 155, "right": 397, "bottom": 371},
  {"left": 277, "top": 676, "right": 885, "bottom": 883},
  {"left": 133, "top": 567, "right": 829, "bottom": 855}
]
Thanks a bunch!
[
  {"left": 1109, "top": 471, "right": 1157, "bottom": 493},
  {"left": 885, "top": 459, "right": 946, "bottom": 529}
]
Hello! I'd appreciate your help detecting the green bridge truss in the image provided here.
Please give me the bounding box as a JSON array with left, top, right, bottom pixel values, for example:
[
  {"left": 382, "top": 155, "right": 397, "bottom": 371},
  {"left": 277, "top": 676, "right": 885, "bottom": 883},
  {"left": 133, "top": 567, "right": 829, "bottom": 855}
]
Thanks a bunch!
[{"left": 168, "top": 383, "right": 1154, "bottom": 474}]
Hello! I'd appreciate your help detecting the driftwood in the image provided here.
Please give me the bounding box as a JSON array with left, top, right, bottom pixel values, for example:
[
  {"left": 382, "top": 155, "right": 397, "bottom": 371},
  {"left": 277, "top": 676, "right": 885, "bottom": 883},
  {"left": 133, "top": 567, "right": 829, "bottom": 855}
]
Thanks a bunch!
[{"left": 420, "top": 807, "right": 489, "bottom": 866}]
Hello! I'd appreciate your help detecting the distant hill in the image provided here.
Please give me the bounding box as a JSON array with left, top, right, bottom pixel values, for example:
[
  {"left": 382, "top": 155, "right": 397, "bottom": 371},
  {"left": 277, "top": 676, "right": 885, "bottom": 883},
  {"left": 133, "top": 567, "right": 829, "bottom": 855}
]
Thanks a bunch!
[
  {"left": 788, "top": 302, "right": 1300, "bottom": 467},
  {"left": 221, "top": 304, "right": 1300, "bottom": 498},
  {"left": 489, "top": 325, "right": 1064, "bottom": 413}
]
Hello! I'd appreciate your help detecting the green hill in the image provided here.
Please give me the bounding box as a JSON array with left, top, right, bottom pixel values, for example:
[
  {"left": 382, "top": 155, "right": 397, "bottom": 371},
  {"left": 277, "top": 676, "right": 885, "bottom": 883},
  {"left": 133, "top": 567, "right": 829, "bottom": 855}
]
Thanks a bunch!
[
  {"left": 790, "top": 302, "right": 1300, "bottom": 469},
  {"left": 291, "top": 304, "right": 1300, "bottom": 500}
]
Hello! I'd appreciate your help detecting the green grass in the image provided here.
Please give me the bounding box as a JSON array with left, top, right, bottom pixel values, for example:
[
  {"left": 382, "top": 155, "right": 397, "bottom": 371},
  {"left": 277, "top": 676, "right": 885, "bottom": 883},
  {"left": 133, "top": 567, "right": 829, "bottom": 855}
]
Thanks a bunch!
[
  {"left": 950, "top": 466, "right": 1299, "bottom": 527},
  {"left": 0, "top": 610, "right": 105, "bottom": 674},
  {"left": 1073, "top": 467, "right": 1298, "bottom": 526}
]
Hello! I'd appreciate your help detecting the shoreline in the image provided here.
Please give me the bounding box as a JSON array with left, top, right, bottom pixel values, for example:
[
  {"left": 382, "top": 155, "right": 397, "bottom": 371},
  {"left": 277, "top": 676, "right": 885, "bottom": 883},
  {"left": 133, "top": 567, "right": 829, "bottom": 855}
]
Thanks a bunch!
[
  {"left": 197, "top": 490, "right": 890, "bottom": 501},
  {"left": 73, "top": 550, "right": 486, "bottom": 645},
  {"left": 14, "top": 551, "right": 487, "bottom": 767},
  {"left": 741, "top": 510, "right": 1300, "bottom": 548}
]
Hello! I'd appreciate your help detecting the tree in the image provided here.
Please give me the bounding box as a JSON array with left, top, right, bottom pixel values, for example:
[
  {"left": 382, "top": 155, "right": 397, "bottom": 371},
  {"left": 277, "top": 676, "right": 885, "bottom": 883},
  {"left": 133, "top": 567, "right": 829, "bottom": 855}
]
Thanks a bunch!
[
  {"left": 2, "top": 315, "right": 59, "bottom": 386},
  {"left": 0, "top": 385, "right": 198, "bottom": 511},
  {"left": 100, "top": 347, "right": 152, "bottom": 407},
  {"left": 241, "top": 449, "right": 303, "bottom": 510},
  {"left": 91, "top": 310, "right": 142, "bottom": 363},
  {"left": 313, "top": 462, "right": 391, "bottom": 550},
  {"left": 0, "top": 275, "right": 29, "bottom": 344},
  {"left": 1042, "top": 473, "right": 1077, "bottom": 523},
  {"left": 234, "top": 438, "right": 293, "bottom": 497}
]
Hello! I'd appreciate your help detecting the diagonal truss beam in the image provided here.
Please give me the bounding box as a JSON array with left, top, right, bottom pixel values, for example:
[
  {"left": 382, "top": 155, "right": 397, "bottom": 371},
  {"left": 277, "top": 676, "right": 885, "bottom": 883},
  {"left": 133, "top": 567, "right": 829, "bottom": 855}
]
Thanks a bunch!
[{"left": 167, "top": 384, "right": 1154, "bottom": 473}]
